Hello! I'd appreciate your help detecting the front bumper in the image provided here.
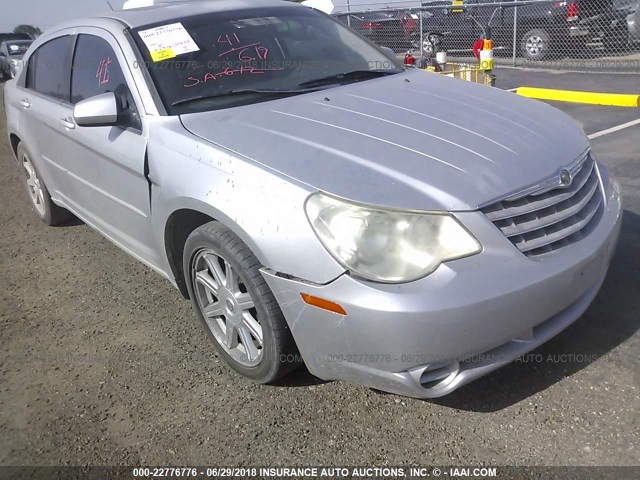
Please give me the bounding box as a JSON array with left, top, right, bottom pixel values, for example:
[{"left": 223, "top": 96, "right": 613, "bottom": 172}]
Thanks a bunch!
[{"left": 262, "top": 170, "right": 623, "bottom": 399}]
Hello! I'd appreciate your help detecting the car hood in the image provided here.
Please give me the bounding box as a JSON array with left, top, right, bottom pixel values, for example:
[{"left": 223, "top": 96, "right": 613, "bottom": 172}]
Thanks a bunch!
[{"left": 180, "top": 69, "right": 589, "bottom": 211}]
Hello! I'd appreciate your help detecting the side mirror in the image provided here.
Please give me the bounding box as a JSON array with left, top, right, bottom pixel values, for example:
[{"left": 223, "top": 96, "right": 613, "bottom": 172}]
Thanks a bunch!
[{"left": 73, "top": 92, "right": 120, "bottom": 127}]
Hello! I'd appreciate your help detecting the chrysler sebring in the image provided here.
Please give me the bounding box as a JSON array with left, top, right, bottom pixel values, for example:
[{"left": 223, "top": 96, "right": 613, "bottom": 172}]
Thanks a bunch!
[{"left": 3, "top": 0, "right": 622, "bottom": 398}]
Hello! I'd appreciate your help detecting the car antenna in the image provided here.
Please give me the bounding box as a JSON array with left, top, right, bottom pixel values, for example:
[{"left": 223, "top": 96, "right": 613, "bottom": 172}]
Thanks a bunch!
[{"left": 106, "top": 0, "right": 115, "bottom": 11}]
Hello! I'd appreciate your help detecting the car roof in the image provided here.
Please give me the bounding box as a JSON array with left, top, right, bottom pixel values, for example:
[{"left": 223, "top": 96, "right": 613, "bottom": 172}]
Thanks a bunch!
[{"left": 97, "top": 0, "right": 298, "bottom": 28}]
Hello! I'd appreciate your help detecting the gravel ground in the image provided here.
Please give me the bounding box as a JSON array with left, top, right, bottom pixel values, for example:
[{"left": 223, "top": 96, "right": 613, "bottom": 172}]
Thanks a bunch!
[{"left": 0, "top": 80, "right": 638, "bottom": 468}]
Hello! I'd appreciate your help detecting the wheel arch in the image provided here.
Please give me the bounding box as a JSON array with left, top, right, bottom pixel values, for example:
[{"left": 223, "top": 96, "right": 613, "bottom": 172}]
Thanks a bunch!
[
  {"left": 520, "top": 25, "right": 551, "bottom": 39},
  {"left": 9, "top": 133, "right": 21, "bottom": 161},
  {"left": 164, "top": 208, "right": 216, "bottom": 299},
  {"left": 162, "top": 200, "right": 268, "bottom": 300}
]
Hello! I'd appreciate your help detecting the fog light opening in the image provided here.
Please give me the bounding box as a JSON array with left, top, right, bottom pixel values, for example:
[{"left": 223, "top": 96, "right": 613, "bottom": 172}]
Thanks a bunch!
[{"left": 419, "top": 362, "right": 460, "bottom": 390}]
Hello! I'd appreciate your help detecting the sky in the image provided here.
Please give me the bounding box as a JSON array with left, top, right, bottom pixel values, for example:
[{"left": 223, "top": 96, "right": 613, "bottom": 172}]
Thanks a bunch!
[{"left": 0, "top": 0, "right": 129, "bottom": 32}]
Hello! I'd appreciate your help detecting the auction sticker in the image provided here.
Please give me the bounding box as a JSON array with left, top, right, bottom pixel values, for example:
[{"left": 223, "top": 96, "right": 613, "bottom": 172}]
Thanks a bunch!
[{"left": 138, "top": 22, "right": 199, "bottom": 62}]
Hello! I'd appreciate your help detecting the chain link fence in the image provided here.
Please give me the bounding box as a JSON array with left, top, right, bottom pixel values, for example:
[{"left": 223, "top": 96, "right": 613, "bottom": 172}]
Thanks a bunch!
[{"left": 329, "top": 0, "right": 640, "bottom": 72}]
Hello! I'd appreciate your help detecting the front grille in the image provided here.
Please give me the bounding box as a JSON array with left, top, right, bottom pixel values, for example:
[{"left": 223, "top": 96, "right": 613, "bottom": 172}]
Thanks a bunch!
[{"left": 481, "top": 153, "right": 604, "bottom": 257}]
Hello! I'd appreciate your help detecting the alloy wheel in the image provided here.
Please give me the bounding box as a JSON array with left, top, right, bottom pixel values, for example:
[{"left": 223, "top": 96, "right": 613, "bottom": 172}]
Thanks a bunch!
[
  {"left": 22, "top": 151, "right": 46, "bottom": 216},
  {"left": 191, "top": 249, "right": 263, "bottom": 367},
  {"left": 423, "top": 38, "right": 435, "bottom": 56},
  {"left": 525, "top": 35, "right": 544, "bottom": 56}
]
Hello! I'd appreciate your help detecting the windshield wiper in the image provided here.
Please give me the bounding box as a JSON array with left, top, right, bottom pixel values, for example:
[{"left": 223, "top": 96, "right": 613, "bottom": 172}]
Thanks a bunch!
[
  {"left": 297, "top": 69, "right": 400, "bottom": 89},
  {"left": 171, "top": 89, "right": 315, "bottom": 107}
]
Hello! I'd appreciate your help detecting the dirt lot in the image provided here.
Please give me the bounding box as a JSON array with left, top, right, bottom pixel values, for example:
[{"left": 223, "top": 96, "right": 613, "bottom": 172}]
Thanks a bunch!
[{"left": 0, "top": 73, "right": 639, "bottom": 468}]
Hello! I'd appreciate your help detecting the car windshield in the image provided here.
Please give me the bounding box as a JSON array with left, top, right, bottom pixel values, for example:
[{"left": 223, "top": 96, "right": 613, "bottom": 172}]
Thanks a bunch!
[
  {"left": 5, "top": 41, "right": 31, "bottom": 56},
  {"left": 131, "top": 6, "right": 402, "bottom": 114}
]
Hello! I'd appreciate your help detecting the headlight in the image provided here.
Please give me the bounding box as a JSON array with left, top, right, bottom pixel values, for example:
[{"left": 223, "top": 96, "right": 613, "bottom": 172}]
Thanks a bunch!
[{"left": 305, "top": 192, "right": 482, "bottom": 283}]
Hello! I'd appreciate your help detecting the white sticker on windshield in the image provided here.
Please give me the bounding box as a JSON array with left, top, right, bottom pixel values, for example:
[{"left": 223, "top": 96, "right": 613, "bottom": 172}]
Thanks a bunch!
[
  {"left": 9, "top": 45, "right": 19, "bottom": 52},
  {"left": 138, "top": 22, "right": 199, "bottom": 62}
]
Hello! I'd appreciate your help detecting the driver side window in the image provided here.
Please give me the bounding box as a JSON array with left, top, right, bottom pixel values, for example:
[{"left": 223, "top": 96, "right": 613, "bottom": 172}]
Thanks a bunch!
[{"left": 71, "top": 34, "right": 141, "bottom": 130}]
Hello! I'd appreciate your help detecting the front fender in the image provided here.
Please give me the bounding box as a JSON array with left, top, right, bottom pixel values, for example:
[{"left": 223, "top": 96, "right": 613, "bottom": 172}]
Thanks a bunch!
[{"left": 147, "top": 121, "right": 345, "bottom": 286}]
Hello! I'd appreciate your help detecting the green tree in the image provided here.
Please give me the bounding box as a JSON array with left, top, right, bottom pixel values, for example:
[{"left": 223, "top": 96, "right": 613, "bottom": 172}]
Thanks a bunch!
[{"left": 13, "top": 24, "right": 42, "bottom": 38}]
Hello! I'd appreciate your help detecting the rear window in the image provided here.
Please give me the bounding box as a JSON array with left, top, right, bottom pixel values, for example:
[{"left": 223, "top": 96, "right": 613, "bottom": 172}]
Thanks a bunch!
[{"left": 26, "top": 36, "right": 72, "bottom": 102}]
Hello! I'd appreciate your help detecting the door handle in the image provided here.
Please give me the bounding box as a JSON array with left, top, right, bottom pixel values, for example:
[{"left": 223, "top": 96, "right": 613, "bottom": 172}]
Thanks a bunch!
[
  {"left": 19, "top": 98, "right": 30, "bottom": 108},
  {"left": 59, "top": 117, "right": 76, "bottom": 130}
]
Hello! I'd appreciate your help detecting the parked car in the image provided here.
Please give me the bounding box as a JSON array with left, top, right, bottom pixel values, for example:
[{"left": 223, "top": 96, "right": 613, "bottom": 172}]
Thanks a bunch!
[
  {"left": 0, "top": 32, "right": 32, "bottom": 44},
  {"left": 4, "top": 0, "right": 622, "bottom": 399},
  {"left": 373, "top": 0, "right": 614, "bottom": 60},
  {"left": 0, "top": 40, "right": 32, "bottom": 79},
  {"left": 582, "top": 0, "right": 640, "bottom": 49},
  {"left": 334, "top": 10, "right": 418, "bottom": 50},
  {"left": 513, "top": 0, "right": 613, "bottom": 59}
]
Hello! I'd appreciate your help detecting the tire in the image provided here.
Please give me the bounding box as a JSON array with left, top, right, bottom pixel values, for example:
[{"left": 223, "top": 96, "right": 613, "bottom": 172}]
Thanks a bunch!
[
  {"left": 422, "top": 37, "right": 436, "bottom": 57},
  {"left": 411, "top": 33, "right": 441, "bottom": 57},
  {"left": 17, "top": 143, "right": 72, "bottom": 226},
  {"left": 183, "top": 221, "right": 300, "bottom": 384},
  {"left": 521, "top": 28, "right": 551, "bottom": 60}
]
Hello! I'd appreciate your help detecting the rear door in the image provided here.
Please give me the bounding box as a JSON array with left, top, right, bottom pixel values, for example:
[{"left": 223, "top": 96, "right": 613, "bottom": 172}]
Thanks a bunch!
[{"left": 14, "top": 34, "right": 75, "bottom": 199}]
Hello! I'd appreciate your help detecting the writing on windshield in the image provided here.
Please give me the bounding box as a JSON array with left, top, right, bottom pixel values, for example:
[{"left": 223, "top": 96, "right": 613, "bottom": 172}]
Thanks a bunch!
[
  {"left": 96, "top": 57, "right": 112, "bottom": 86},
  {"left": 182, "top": 32, "right": 283, "bottom": 88},
  {"left": 132, "top": 6, "right": 400, "bottom": 113}
]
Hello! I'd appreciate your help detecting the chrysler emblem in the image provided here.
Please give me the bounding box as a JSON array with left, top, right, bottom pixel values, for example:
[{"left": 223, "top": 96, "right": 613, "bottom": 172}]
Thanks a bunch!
[{"left": 559, "top": 169, "right": 572, "bottom": 186}]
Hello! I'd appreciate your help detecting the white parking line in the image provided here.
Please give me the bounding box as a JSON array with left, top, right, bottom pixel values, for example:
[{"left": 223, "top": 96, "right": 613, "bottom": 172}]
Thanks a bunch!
[{"left": 588, "top": 118, "right": 640, "bottom": 140}]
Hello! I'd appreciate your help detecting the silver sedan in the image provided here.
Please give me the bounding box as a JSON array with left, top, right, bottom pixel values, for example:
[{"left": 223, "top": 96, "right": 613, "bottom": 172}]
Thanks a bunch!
[{"left": 3, "top": 0, "right": 622, "bottom": 398}]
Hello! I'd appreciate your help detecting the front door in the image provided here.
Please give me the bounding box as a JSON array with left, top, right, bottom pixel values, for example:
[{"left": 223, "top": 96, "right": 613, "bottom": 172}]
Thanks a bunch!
[{"left": 59, "top": 30, "right": 159, "bottom": 267}]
